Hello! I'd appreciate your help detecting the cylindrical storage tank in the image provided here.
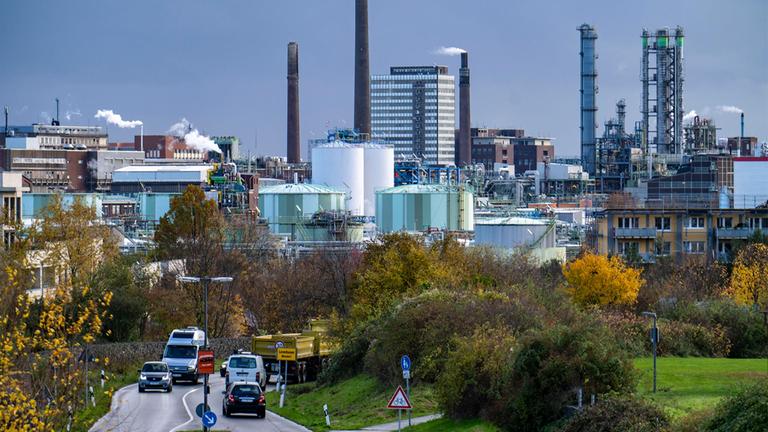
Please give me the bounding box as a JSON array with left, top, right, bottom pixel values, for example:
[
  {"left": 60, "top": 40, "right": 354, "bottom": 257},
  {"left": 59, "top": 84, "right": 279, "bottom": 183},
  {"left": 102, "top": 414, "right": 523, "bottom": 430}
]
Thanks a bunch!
[
  {"left": 363, "top": 144, "right": 394, "bottom": 217},
  {"left": 375, "top": 184, "right": 474, "bottom": 233},
  {"left": 312, "top": 142, "right": 365, "bottom": 215},
  {"left": 474, "top": 217, "right": 554, "bottom": 249},
  {"left": 258, "top": 183, "right": 346, "bottom": 235}
]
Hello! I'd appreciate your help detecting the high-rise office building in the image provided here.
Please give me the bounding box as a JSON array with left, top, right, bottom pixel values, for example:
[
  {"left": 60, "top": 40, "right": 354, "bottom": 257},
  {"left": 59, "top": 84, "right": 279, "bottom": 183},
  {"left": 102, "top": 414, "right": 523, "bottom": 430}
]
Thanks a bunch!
[{"left": 371, "top": 66, "right": 455, "bottom": 165}]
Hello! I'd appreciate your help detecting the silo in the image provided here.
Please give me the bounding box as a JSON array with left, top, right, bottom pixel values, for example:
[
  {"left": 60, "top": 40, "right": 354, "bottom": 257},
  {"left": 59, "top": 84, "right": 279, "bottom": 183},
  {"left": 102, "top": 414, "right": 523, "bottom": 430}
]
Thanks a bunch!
[
  {"left": 258, "top": 183, "right": 346, "bottom": 235},
  {"left": 363, "top": 143, "right": 394, "bottom": 217},
  {"left": 375, "top": 184, "right": 474, "bottom": 233},
  {"left": 474, "top": 216, "right": 555, "bottom": 249},
  {"left": 312, "top": 142, "right": 365, "bottom": 215}
]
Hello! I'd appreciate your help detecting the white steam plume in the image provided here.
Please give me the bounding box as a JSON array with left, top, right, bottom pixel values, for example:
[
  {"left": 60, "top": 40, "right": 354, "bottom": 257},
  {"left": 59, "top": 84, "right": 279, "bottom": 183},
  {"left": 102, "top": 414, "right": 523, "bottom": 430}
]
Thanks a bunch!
[
  {"left": 94, "top": 109, "right": 143, "bottom": 128},
  {"left": 168, "top": 118, "right": 222, "bottom": 154},
  {"left": 717, "top": 105, "right": 743, "bottom": 114},
  {"left": 433, "top": 46, "right": 466, "bottom": 56},
  {"left": 683, "top": 110, "right": 697, "bottom": 122}
]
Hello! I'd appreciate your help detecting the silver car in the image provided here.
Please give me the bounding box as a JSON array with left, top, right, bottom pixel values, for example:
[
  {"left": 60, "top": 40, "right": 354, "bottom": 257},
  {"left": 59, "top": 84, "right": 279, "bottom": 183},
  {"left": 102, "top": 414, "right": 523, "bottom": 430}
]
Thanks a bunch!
[{"left": 138, "top": 361, "right": 173, "bottom": 393}]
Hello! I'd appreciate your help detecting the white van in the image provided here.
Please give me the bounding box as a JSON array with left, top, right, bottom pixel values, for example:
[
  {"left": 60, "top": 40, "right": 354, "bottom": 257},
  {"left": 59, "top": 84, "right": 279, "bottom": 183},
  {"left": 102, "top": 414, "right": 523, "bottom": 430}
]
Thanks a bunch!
[
  {"left": 225, "top": 353, "right": 267, "bottom": 389},
  {"left": 163, "top": 327, "right": 205, "bottom": 384}
]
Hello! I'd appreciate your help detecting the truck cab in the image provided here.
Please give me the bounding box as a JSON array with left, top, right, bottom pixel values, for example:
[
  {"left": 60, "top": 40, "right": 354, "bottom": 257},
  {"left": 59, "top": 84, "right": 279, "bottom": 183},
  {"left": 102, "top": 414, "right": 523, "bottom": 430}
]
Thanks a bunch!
[{"left": 163, "top": 327, "right": 205, "bottom": 384}]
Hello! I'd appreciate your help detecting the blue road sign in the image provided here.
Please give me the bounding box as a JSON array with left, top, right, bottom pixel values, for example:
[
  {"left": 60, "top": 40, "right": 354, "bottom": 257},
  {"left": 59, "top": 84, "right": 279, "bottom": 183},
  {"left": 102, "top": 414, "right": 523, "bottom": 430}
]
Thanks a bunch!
[
  {"left": 401, "top": 355, "right": 411, "bottom": 371},
  {"left": 202, "top": 411, "right": 217, "bottom": 428},
  {"left": 195, "top": 403, "right": 211, "bottom": 418}
]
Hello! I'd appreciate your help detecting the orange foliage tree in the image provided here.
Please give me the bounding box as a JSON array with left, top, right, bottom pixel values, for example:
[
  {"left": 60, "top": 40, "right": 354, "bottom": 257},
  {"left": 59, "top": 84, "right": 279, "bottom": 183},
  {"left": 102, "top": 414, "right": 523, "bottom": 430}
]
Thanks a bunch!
[
  {"left": 563, "top": 253, "right": 643, "bottom": 306},
  {"left": 728, "top": 243, "right": 768, "bottom": 309}
]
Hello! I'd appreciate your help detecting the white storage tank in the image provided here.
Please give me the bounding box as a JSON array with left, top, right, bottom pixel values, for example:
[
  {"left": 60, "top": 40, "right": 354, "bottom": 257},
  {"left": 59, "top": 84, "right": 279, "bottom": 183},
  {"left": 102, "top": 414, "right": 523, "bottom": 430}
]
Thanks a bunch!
[
  {"left": 363, "top": 144, "right": 394, "bottom": 217},
  {"left": 375, "top": 184, "right": 474, "bottom": 233},
  {"left": 258, "top": 183, "right": 346, "bottom": 235},
  {"left": 312, "top": 142, "right": 365, "bottom": 215},
  {"left": 474, "top": 217, "right": 555, "bottom": 249}
]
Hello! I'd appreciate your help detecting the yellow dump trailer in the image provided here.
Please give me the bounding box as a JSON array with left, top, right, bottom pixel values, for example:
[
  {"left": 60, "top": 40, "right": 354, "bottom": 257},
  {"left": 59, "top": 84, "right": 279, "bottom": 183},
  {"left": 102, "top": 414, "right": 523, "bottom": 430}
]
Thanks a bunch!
[{"left": 251, "top": 320, "right": 334, "bottom": 383}]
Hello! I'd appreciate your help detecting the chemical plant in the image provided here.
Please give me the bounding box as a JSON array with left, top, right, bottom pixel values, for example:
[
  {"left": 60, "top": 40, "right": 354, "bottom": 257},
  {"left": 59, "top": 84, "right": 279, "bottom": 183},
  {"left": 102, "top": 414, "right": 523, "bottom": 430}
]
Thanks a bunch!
[{"left": 2, "top": 1, "right": 766, "bottom": 268}]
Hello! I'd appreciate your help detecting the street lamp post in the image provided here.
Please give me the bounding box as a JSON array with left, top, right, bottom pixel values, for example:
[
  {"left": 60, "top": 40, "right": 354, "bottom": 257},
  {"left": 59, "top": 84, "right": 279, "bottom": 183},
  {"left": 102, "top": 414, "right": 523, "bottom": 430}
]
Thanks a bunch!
[
  {"left": 177, "top": 276, "right": 233, "bottom": 432},
  {"left": 642, "top": 311, "right": 658, "bottom": 393}
]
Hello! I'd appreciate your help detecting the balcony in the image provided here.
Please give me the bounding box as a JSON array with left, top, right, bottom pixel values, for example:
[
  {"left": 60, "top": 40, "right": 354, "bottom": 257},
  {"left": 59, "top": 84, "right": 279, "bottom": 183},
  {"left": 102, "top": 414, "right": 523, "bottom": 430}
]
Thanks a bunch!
[
  {"left": 615, "top": 227, "right": 657, "bottom": 238},
  {"left": 716, "top": 228, "right": 755, "bottom": 239}
]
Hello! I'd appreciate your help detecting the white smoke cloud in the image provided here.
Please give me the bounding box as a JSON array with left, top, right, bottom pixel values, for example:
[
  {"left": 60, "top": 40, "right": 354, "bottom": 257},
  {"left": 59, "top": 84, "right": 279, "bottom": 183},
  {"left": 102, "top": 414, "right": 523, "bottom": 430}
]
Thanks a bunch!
[
  {"left": 65, "top": 109, "right": 82, "bottom": 121},
  {"left": 433, "top": 46, "right": 466, "bottom": 56},
  {"left": 168, "top": 118, "right": 222, "bottom": 154},
  {"left": 683, "top": 110, "right": 698, "bottom": 122},
  {"left": 717, "top": 105, "right": 743, "bottom": 114},
  {"left": 94, "top": 109, "right": 143, "bottom": 128}
]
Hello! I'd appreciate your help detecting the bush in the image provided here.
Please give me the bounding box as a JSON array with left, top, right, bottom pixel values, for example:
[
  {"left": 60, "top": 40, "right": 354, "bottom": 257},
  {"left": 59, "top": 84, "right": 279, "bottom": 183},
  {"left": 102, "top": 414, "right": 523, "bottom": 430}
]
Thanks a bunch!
[
  {"left": 704, "top": 379, "right": 768, "bottom": 431},
  {"left": 363, "top": 289, "right": 544, "bottom": 384},
  {"left": 435, "top": 326, "right": 516, "bottom": 419},
  {"left": 558, "top": 395, "right": 669, "bottom": 432},
  {"left": 496, "top": 319, "right": 637, "bottom": 431},
  {"left": 317, "top": 324, "right": 372, "bottom": 385},
  {"left": 598, "top": 311, "right": 732, "bottom": 358},
  {"left": 665, "top": 300, "right": 768, "bottom": 358}
]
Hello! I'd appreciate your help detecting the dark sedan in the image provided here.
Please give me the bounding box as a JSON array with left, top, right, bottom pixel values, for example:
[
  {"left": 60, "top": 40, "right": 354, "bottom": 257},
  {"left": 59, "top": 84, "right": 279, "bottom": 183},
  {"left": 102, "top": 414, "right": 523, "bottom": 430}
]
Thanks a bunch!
[{"left": 222, "top": 381, "right": 265, "bottom": 418}]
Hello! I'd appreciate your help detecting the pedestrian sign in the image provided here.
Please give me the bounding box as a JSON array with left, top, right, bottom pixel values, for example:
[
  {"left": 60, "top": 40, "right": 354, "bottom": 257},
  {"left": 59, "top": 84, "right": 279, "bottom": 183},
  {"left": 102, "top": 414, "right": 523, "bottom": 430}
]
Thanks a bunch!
[
  {"left": 400, "top": 355, "right": 411, "bottom": 371},
  {"left": 202, "top": 411, "right": 217, "bottom": 428},
  {"left": 387, "top": 385, "right": 412, "bottom": 409}
]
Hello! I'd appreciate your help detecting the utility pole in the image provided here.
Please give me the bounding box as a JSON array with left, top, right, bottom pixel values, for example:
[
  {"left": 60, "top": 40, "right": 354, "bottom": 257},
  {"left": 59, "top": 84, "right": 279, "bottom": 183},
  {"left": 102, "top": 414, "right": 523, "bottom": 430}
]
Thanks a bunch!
[
  {"left": 642, "top": 311, "right": 658, "bottom": 392},
  {"left": 177, "top": 276, "right": 233, "bottom": 432}
]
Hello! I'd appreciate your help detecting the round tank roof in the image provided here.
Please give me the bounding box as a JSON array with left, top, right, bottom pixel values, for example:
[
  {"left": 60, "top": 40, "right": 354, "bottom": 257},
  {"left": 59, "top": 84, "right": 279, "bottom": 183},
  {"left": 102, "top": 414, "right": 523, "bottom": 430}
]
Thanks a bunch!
[
  {"left": 475, "top": 216, "right": 549, "bottom": 226},
  {"left": 377, "top": 184, "right": 465, "bottom": 194},
  {"left": 259, "top": 183, "right": 345, "bottom": 195}
]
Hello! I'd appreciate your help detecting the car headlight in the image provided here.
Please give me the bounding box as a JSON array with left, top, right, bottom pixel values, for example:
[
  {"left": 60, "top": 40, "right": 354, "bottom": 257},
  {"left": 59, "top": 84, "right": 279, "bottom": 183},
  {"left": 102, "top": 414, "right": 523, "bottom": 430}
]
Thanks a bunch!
[
  {"left": 140, "top": 374, "right": 147, "bottom": 380},
  {"left": 162, "top": 374, "right": 170, "bottom": 381},
  {"left": 188, "top": 366, "right": 196, "bottom": 371}
]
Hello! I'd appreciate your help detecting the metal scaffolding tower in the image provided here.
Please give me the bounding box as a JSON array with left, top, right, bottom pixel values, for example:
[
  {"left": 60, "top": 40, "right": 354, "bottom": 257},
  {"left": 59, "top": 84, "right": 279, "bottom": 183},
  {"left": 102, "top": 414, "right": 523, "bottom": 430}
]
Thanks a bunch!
[{"left": 641, "top": 27, "right": 685, "bottom": 155}]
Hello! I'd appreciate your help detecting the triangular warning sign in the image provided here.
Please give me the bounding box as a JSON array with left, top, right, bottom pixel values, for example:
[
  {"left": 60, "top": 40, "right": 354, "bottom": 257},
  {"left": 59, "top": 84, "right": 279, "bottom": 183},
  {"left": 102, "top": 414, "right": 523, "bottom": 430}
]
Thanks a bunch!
[{"left": 387, "top": 385, "right": 412, "bottom": 409}]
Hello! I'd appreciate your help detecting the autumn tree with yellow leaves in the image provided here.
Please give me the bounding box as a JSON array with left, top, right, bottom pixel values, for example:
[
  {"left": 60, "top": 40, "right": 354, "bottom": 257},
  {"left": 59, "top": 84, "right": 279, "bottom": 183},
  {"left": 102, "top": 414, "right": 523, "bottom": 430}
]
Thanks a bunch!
[
  {"left": 728, "top": 243, "right": 768, "bottom": 309},
  {"left": 0, "top": 196, "right": 114, "bottom": 431},
  {"left": 563, "top": 252, "right": 643, "bottom": 306}
]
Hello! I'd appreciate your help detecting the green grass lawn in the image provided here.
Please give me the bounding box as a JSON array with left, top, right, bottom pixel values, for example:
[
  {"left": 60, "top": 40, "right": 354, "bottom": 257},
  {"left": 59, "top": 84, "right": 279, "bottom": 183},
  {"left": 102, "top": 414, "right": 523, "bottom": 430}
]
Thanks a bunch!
[
  {"left": 404, "top": 418, "right": 500, "bottom": 432},
  {"left": 265, "top": 375, "right": 438, "bottom": 431},
  {"left": 634, "top": 357, "right": 768, "bottom": 419}
]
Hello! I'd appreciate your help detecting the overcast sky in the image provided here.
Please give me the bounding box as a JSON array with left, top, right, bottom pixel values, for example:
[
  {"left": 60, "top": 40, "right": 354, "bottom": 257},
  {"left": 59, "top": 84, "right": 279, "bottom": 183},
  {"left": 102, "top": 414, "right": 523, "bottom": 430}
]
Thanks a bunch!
[{"left": 2, "top": 0, "right": 766, "bottom": 159}]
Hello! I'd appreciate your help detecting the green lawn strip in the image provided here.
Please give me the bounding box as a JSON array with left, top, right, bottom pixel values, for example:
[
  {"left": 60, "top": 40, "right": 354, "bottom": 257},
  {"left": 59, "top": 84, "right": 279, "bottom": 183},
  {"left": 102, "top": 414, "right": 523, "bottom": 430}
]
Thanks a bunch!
[
  {"left": 403, "top": 418, "right": 500, "bottom": 432},
  {"left": 633, "top": 357, "right": 768, "bottom": 419},
  {"left": 265, "top": 374, "right": 439, "bottom": 431},
  {"left": 72, "top": 362, "right": 143, "bottom": 432}
]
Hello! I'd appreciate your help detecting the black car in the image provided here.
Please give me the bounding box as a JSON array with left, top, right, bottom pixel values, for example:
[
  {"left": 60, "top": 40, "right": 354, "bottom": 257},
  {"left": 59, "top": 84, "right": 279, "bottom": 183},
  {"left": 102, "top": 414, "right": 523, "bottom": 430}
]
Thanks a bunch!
[{"left": 222, "top": 381, "right": 266, "bottom": 418}]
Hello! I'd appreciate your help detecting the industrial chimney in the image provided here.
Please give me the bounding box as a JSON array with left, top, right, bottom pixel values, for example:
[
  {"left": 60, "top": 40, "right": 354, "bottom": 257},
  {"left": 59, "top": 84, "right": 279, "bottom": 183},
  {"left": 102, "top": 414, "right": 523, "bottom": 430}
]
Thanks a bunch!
[
  {"left": 354, "top": 0, "right": 371, "bottom": 137},
  {"left": 458, "top": 52, "right": 471, "bottom": 166},
  {"left": 287, "top": 42, "right": 300, "bottom": 163},
  {"left": 579, "top": 24, "right": 597, "bottom": 176}
]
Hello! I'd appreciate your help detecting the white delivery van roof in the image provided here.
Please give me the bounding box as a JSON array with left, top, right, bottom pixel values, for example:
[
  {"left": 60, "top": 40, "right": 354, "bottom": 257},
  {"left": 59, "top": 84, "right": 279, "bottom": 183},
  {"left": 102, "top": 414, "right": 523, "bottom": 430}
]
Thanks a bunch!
[{"left": 168, "top": 327, "right": 205, "bottom": 346}]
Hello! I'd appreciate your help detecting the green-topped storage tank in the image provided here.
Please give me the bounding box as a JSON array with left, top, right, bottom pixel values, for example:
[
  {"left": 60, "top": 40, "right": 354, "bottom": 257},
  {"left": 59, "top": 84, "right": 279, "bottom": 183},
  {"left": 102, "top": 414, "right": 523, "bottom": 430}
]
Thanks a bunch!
[{"left": 375, "top": 184, "right": 474, "bottom": 233}]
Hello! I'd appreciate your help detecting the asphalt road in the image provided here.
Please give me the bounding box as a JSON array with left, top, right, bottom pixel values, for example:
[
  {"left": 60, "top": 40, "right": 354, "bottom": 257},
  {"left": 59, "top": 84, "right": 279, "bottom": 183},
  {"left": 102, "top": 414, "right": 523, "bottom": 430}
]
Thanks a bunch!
[{"left": 90, "top": 374, "right": 310, "bottom": 432}]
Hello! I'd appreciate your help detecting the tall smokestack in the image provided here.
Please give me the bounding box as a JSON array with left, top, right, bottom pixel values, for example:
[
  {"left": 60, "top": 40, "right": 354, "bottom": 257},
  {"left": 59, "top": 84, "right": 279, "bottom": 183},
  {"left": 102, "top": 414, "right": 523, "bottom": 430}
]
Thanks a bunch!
[
  {"left": 354, "top": 0, "right": 371, "bottom": 137},
  {"left": 458, "top": 52, "right": 471, "bottom": 166},
  {"left": 287, "top": 42, "right": 300, "bottom": 163},
  {"left": 579, "top": 24, "right": 597, "bottom": 176}
]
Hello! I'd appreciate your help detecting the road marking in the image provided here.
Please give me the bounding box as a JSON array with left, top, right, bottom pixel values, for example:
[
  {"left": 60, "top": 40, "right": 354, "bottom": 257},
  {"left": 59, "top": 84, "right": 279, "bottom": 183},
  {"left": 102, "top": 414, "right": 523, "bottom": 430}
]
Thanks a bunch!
[{"left": 168, "top": 386, "right": 201, "bottom": 432}]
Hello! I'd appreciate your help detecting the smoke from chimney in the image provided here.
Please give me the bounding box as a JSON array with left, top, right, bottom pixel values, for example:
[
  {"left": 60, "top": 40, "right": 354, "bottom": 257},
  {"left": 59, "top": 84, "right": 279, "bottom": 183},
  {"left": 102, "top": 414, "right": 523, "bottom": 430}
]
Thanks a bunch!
[
  {"left": 433, "top": 46, "right": 466, "bottom": 56},
  {"left": 95, "top": 109, "right": 143, "bottom": 128},
  {"left": 287, "top": 42, "right": 300, "bottom": 163},
  {"left": 354, "top": 0, "right": 371, "bottom": 137},
  {"left": 168, "top": 118, "right": 222, "bottom": 154},
  {"left": 458, "top": 51, "right": 471, "bottom": 166}
]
